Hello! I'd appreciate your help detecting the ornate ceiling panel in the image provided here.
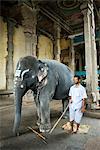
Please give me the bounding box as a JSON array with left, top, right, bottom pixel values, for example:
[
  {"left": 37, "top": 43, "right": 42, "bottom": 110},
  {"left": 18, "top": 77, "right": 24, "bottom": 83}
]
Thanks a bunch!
[{"left": 1, "top": 0, "right": 100, "bottom": 37}]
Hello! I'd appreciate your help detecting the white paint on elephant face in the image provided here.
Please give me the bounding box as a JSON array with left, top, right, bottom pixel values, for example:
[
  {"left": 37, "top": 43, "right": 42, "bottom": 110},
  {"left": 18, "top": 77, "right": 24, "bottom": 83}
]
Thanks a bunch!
[
  {"left": 15, "top": 70, "right": 21, "bottom": 77},
  {"left": 41, "top": 68, "right": 44, "bottom": 71},
  {"left": 32, "top": 75, "right": 35, "bottom": 79},
  {"left": 20, "top": 84, "right": 24, "bottom": 88},
  {"left": 38, "top": 67, "right": 48, "bottom": 82},
  {"left": 21, "top": 69, "right": 29, "bottom": 80},
  {"left": 44, "top": 78, "right": 47, "bottom": 85},
  {"left": 38, "top": 75, "right": 43, "bottom": 82},
  {"left": 17, "top": 61, "right": 21, "bottom": 70},
  {"left": 14, "top": 81, "right": 17, "bottom": 85}
]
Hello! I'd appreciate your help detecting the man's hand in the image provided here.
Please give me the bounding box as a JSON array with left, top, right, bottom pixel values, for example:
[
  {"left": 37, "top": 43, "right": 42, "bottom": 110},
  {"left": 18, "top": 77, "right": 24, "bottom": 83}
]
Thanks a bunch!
[
  {"left": 69, "top": 96, "right": 73, "bottom": 103},
  {"left": 81, "top": 106, "right": 86, "bottom": 113},
  {"left": 81, "top": 99, "right": 86, "bottom": 112}
]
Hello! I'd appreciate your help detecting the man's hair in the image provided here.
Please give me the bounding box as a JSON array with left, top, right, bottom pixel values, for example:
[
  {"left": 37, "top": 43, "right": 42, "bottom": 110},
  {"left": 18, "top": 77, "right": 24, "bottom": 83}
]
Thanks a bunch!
[{"left": 74, "top": 75, "right": 81, "bottom": 80}]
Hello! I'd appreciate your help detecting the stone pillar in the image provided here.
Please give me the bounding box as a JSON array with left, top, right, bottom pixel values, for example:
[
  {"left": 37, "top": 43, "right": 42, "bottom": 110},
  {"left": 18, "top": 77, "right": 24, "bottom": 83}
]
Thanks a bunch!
[
  {"left": 98, "top": 40, "right": 100, "bottom": 67},
  {"left": 70, "top": 38, "right": 75, "bottom": 73},
  {"left": 6, "top": 19, "right": 15, "bottom": 90},
  {"left": 79, "top": 54, "right": 82, "bottom": 71},
  {"left": 98, "top": 7, "right": 100, "bottom": 28},
  {"left": 81, "top": 1, "right": 100, "bottom": 104},
  {"left": 53, "top": 21, "right": 61, "bottom": 61},
  {"left": 21, "top": 3, "right": 37, "bottom": 56},
  {"left": 91, "top": 0, "right": 100, "bottom": 101}
]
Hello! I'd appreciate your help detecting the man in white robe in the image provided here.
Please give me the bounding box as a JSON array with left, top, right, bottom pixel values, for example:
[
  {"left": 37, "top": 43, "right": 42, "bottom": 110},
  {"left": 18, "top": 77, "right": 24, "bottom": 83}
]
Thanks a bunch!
[{"left": 69, "top": 75, "right": 87, "bottom": 133}]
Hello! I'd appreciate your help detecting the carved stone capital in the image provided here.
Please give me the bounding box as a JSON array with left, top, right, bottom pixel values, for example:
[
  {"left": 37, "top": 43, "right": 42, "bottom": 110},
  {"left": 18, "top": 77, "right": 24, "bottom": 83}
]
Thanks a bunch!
[
  {"left": 80, "top": 2, "right": 92, "bottom": 16},
  {"left": 7, "top": 18, "right": 16, "bottom": 35},
  {"left": 21, "top": 3, "right": 37, "bottom": 34}
]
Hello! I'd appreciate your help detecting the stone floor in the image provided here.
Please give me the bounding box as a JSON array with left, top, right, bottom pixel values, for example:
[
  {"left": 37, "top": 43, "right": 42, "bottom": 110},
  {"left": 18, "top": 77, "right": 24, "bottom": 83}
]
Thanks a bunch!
[{"left": 0, "top": 95, "right": 100, "bottom": 150}]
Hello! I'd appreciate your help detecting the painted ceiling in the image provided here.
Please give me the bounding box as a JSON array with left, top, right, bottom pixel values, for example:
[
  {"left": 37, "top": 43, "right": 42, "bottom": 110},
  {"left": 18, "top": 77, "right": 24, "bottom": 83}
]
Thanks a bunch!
[{"left": 1, "top": 0, "right": 100, "bottom": 37}]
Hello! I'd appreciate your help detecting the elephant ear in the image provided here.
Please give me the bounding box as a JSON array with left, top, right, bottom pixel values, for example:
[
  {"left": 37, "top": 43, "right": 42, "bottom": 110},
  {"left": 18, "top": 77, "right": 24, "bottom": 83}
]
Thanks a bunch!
[{"left": 37, "top": 60, "right": 48, "bottom": 82}]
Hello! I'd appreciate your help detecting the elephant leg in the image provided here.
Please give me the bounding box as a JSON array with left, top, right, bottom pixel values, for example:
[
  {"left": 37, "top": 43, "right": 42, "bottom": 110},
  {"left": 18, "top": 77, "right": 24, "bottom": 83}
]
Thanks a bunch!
[
  {"left": 39, "top": 95, "right": 51, "bottom": 133},
  {"left": 34, "top": 95, "right": 41, "bottom": 126},
  {"left": 62, "top": 98, "right": 69, "bottom": 119}
]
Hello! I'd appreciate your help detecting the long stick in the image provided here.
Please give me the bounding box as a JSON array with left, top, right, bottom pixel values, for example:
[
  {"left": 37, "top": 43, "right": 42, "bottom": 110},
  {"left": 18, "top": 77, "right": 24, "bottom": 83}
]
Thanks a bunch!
[
  {"left": 49, "top": 103, "right": 69, "bottom": 134},
  {"left": 28, "top": 126, "right": 47, "bottom": 142}
]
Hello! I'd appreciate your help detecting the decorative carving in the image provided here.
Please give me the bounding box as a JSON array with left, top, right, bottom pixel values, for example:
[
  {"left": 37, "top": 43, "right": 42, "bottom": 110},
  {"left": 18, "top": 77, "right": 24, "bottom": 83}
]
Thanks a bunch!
[
  {"left": 21, "top": 3, "right": 38, "bottom": 56},
  {"left": 53, "top": 21, "right": 61, "bottom": 61}
]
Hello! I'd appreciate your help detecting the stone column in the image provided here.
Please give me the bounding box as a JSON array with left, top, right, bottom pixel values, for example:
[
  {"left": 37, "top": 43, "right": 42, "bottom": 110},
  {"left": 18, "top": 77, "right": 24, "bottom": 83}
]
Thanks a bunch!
[
  {"left": 21, "top": 3, "right": 37, "bottom": 56},
  {"left": 81, "top": 1, "right": 100, "bottom": 105},
  {"left": 79, "top": 53, "right": 82, "bottom": 71},
  {"left": 70, "top": 38, "right": 75, "bottom": 73},
  {"left": 6, "top": 19, "right": 15, "bottom": 90},
  {"left": 98, "top": 41, "right": 100, "bottom": 67},
  {"left": 91, "top": 0, "right": 100, "bottom": 101},
  {"left": 81, "top": 3, "right": 93, "bottom": 101},
  {"left": 53, "top": 21, "right": 61, "bottom": 61}
]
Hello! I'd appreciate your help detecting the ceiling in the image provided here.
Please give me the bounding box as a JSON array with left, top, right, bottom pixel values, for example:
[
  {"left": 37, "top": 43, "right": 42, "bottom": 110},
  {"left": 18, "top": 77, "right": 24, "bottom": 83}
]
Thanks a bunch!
[{"left": 1, "top": 0, "right": 100, "bottom": 38}]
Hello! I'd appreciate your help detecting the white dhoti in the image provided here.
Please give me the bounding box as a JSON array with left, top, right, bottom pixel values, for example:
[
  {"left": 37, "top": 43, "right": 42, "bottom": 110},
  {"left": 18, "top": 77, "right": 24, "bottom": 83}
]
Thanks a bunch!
[
  {"left": 69, "top": 104, "right": 83, "bottom": 124},
  {"left": 69, "top": 84, "right": 87, "bottom": 124}
]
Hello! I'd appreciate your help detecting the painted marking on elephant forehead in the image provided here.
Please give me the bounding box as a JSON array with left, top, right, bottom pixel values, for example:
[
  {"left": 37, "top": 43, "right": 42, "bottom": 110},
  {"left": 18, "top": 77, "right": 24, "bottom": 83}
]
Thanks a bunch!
[
  {"left": 15, "top": 61, "right": 21, "bottom": 77},
  {"left": 17, "top": 61, "right": 21, "bottom": 69},
  {"left": 21, "top": 69, "right": 29, "bottom": 80},
  {"left": 15, "top": 70, "right": 21, "bottom": 77}
]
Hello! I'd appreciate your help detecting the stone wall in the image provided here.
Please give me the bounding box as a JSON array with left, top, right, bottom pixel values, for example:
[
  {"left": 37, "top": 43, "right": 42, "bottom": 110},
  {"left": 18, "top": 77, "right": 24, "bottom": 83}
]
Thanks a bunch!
[
  {"left": 0, "top": 17, "right": 7, "bottom": 90},
  {"left": 60, "top": 38, "right": 71, "bottom": 67},
  {"left": 38, "top": 35, "right": 53, "bottom": 59},
  {"left": 13, "top": 26, "right": 26, "bottom": 72}
]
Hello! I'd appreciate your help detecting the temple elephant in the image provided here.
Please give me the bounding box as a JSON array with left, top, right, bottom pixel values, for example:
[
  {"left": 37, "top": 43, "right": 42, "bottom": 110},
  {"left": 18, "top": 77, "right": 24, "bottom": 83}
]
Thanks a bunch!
[{"left": 13, "top": 56, "right": 73, "bottom": 135}]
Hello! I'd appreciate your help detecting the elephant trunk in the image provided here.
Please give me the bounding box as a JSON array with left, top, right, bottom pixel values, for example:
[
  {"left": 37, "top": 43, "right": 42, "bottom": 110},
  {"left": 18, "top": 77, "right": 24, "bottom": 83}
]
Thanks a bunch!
[{"left": 13, "top": 88, "right": 22, "bottom": 136}]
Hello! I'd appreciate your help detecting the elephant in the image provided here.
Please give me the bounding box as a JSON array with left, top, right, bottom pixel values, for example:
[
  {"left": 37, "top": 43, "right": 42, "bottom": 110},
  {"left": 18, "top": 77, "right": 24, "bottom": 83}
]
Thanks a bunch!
[{"left": 13, "top": 56, "right": 73, "bottom": 135}]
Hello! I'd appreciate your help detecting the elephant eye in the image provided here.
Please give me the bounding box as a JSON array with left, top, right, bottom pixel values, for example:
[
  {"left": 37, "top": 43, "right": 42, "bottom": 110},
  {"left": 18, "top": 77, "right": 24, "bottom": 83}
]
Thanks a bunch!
[
  {"left": 39, "top": 66, "right": 44, "bottom": 71},
  {"left": 24, "top": 73, "right": 29, "bottom": 78}
]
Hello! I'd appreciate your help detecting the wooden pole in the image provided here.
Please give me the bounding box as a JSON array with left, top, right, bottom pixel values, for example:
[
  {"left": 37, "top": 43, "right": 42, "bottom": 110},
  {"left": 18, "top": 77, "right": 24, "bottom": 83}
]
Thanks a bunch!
[
  {"left": 28, "top": 126, "right": 47, "bottom": 144},
  {"left": 49, "top": 103, "right": 69, "bottom": 134}
]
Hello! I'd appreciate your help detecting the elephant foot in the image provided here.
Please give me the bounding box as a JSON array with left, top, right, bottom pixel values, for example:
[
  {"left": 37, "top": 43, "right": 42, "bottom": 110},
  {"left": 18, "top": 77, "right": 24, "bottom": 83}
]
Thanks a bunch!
[
  {"left": 36, "top": 118, "right": 41, "bottom": 126},
  {"left": 13, "top": 127, "right": 20, "bottom": 136},
  {"left": 39, "top": 124, "right": 51, "bottom": 133},
  {"left": 13, "top": 131, "right": 20, "bottom": 136},
  {"left": 16, "top": 132, "right": 20, "bottom": 136}
]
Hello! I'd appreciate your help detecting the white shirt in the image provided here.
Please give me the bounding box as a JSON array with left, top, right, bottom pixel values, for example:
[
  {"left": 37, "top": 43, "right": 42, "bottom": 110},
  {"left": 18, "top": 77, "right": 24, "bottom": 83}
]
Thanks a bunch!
[{"left": 69, "top": 84, "right": 87, "bottom": 110}]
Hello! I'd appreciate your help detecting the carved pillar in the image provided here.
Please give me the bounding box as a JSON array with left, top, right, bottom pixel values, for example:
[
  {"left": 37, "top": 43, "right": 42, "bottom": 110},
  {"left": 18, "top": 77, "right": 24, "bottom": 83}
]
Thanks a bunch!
[
  {"left": 53, "top": 21, "right": 61, "bottom": 61},
  {"left": 98, "top": 41, "right": 100, "bottom": 67},
  {"left": 81, "top": 4, "right": 93, "bottom": 98},
  {"left": 91, "top": 0, "right": 100, "bottom": 101},
  {"left": 21, "top": 3, "right": 37, "bottom": 56},
  {"left": 79, "top": 53, "right": 82, "bottom": 71},
  {"left": 81, "top": 1, "right": 99, "bottom": 106},
  {"left": 68, "top": 36, "right": 75, "bottom": 72},
  {"left": 70, "top": 38, "right": 75, "bottom": 73},
  {"left": 6, "top": 19, "right": 15, "bottom": 90}
]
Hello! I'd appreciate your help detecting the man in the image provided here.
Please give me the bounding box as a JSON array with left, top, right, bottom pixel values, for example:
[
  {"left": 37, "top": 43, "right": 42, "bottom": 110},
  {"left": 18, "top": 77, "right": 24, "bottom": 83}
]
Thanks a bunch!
[{"left": 69, "top": 75, "right": 87, "bottom": 133}]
